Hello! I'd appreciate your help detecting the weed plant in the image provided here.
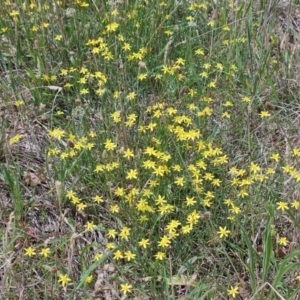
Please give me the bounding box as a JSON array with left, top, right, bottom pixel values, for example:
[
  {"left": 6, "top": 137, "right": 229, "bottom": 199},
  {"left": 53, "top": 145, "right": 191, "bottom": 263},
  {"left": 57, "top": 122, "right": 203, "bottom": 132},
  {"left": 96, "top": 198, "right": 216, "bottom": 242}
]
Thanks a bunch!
[{"left": 1, "top": 0, "right": 300, "bottom": 299}]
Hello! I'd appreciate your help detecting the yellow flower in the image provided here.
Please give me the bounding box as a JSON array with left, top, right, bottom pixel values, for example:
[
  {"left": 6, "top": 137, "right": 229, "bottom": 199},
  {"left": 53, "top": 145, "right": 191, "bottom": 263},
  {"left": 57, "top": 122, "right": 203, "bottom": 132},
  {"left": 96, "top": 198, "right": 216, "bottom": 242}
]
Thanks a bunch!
[
  {"left": 93, "top": 253, "right": 103, "bottom": 261},
  {"left": 111, "top": 9, "right": 118, "bottom": 16},
  {"left": 203, "top": 199, "right": 212, "bottom": 207},
  {"left": 153, "top": 165, "right": 166, "bottom": 177},
  {"left": 24, "top": 246, "right": 36, "bottom": 257},
  {"left": 10, "top": 10, "right": 19, "bottom": 17},
  {"left": 158, "top": 235, "right": 171, "bottom": 248},
  {"left": 85, "top": 221, "right": 96, "bottom": 231},
  {"left": 260, "top": 110, "right": 270, "bottom": 118},
  {"left": 188, "top": 88, "right": 197, "bottom": 96},
  {"left": 123, "top": 148, "right": 134, "bottom": 159},
  {"left": 110, "top": 205, "right": 119, "bottom": 213},
  {"left": 164, "top": 30, "right": 172, "bottom": 35},
  {"left": 174, "top": 176, "right": 185, "bottom": 186},
  {"left": 64, "top": 82, "right": 72, "bottom": 88},
  {"left": 187, "top": 210, "right": 200, "bottom": 225},
  {"left": 115, "top": 187, "right": 125, "bottom": 197},
  {"left": 291, "top": 200, "right": 300, "bottom": 209},
  {"left": 106, "top": 22, "right": 119, "bottom": 32},
  {"left": 120, "top": 283, "right": 132, "bottom": 295},
  {"left": 277, "top": 201, "right": 288, "bottom": 211},
  {"left": 48, "top": 128, "right": 65, "bottom": 140},
  {"left": 224, "top": 101, "right": 233, "bottom": 107},
  {"left": 238, "top": 189, "right": 249, "bottom": 198},
  {"left": 122, "top": 43, "right": 131, "bottom": 51},
  {"left": 120, "top": 226, "right": 130, "bottom": 240},
  {"left": 107, "top": 229, "right": 117, "bottom": 238},
  {"left": 113, "top": 250, "right": 123, "bottom": 260},
  {"left": 111, "top": 111, "right": 121, "bottom": 123},
  {"left": 230, "top": 205, "right": 241, "bottom": 215},
  {"left": 278, "top": 236, "right": 288, "bottom": 246},
  {"left": 222, "top": 111, "right": 230, "bottom": 118},
  {"left": 208, "top": 20, "right": 215, "bottom": 26},
  {"left": 216, "top": 63, "right": 223, "bottom": 70},
  {"left": 124, "top": 250, "right": 136, "bottom": 261},
  {"left": 85, "top": 275, "right": 93, "bottom": 284},
  {"left": 58, "top": 274, "right": 71, "bottom": 287},
  {"left": 126, "top": 91, "right": 136, "bottom": 100},
  {"left": 104, "top": 138, "right": 116, "bottom": 151},
  {"left": 40, "top": 248, "right": 50, "bottom": 258},
  {"left": 15, "top": 99, "right": 24, "bottom": 106},
  {"left": 199, "top": 71, "right": 208, "bottom": 78},
  {"left": 242, "top": 96, "right": 251, "bottom": 102},
  {"left": 80, "top": 1, "right": 89, "bottom": 7},
  {"left": 155, "top": 251, "right": 166, "bottom": 260},
  {"left": 106, "top": 243, "right": 116, "bottom": 250},
  {"left": 80, "top": 88, "right": 89, "bottom": 95},
  {"left": 54, "top": 34, "right": 63, "bottom": 41},
  {"left": 60, "top": 68, "right": 68, "bottom": 76},
  {"left": 76, "top": 202, "right": 87, "bottom": 211},
  {"left": 9, "top": 134, "right": 23, "bottom": 145},
  {"left": 223, "top": 25, "right": 230, "bottom": 31},
  {"left": 166, "top": 220, "right": 181, "bottom": 234},
  {"left": 293, "top": 148, "right": 300, "bottom": 157},
  {"left": 195, "top": 48, "right": 204, "bottom": 55},
  {"left": 266, "top": 167, "right": 275, "bottom": 175},
  {"left": 270, "top": 153, "right": 280, "bottom": 162},
  {"left": 138, "top": 73, "right": 147, "bottom": 81},
  {"left": 208, "top": 81, "right": 216, "bottom": 88},
  {"left": 217, "top": 226, "right": 230, "bottom": 238},
  {"left": 224, "top": 199, "right": 234, "bottom": 206},
  {"left": 138, "top": 238, "right": 150, "bottom": 249},
  {"left": 126, "top": 169, "right": 138, "bottom": 180},
  {"left": 227, "top": 286, "right": 239, "bottom": 298},
  {"left": 176, "top": 57, "right": 185, "bottom": 65},
  {"left": 185, "top": 196, "right": 196, "bottom": 206},
  {"left": 93, "top": 195, "right": 103, "bottom": 203}
]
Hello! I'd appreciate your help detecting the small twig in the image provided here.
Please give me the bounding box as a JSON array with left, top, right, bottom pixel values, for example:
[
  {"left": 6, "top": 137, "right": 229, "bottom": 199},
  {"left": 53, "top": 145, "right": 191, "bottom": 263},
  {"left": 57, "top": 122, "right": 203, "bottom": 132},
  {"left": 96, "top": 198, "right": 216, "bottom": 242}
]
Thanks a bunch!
[
  {"left": 252, "top": 218, "right": 265, "bottom": 249},
  {"left": 249, "top": 282, "right": 286, "bottom": 300},
  {"left": 163, "top": 36, "right": 174, "bottom": 65}
]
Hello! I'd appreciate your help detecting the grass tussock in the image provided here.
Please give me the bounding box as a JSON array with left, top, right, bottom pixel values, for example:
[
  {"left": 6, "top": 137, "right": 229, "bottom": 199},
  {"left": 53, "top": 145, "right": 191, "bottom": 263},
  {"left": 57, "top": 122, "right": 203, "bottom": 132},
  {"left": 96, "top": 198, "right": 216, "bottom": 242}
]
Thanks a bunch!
[{"left": 1, "top": 0, "right": 300, "bottom": 299}]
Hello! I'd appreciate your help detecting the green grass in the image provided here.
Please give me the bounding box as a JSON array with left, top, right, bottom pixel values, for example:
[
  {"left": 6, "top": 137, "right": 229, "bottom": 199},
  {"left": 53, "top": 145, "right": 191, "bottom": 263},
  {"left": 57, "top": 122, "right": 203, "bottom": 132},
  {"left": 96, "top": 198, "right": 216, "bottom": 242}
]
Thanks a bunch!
[{"left": 1, "top": 0, "right": 300, "bottom": 299}]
